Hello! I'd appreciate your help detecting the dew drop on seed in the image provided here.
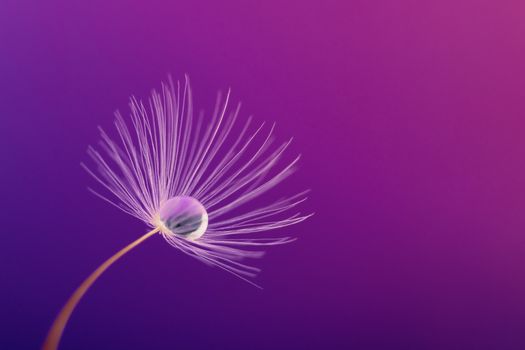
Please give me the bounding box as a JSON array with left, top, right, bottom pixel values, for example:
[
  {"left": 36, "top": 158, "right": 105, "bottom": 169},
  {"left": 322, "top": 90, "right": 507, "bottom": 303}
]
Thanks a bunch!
[{"left": 158, "top": 196, "right": 208, "bottom": 240}]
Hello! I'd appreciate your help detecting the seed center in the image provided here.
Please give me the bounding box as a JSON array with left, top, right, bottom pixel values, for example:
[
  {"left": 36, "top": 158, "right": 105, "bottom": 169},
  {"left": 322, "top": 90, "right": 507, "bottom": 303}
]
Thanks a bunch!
[{"left": 157, "top": 196, "right": 208, "bottom": 240}]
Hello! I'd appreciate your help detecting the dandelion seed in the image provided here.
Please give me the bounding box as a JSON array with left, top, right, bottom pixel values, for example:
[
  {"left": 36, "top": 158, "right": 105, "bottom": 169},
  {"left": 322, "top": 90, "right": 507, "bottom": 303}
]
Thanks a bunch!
[{"left": 43, "top": 76, "right": 311, "bottom": 350}]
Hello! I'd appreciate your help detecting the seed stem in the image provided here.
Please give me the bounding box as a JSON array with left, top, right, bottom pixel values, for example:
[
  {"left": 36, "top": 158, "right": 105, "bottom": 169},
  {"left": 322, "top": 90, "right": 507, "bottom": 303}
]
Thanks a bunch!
[{"left": 42, "top": 227, "right": 161, "bottom": 350}]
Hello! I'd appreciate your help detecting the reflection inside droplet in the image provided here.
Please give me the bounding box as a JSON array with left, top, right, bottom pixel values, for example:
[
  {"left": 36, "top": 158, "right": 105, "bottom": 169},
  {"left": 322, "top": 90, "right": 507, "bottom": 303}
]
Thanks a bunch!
[{"left": 157, "top": 196, "right": 208, "bottom": 240}]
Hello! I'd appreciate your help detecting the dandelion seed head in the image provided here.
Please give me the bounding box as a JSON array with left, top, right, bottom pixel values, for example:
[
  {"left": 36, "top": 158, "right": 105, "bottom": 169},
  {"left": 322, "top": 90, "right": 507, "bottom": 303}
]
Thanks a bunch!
[
  {"left": 155, "top": 196, "right": 208, "bottom": 241},
  {"left": 83, "top": 75, "right": 311, "bottom": 284}
]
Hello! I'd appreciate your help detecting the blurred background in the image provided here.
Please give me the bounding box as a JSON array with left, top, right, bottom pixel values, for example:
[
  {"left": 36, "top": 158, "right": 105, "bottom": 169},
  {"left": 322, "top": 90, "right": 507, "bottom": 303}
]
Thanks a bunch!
[{"left": 2, "top": 0, "right": 525, "bottom": 349}]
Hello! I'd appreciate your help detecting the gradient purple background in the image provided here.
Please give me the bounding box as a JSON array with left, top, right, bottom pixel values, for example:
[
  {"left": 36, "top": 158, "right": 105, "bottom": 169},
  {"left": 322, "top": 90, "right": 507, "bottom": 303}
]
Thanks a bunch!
[{"left": 2, "top": 1, "right": 525, "bottom": 349}]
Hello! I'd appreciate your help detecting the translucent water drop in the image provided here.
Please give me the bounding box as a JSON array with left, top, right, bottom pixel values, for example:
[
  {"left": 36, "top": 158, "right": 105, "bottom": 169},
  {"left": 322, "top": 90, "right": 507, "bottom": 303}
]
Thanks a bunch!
[{"left": 157, "top": 196, "right": 208, "bottom": 240}]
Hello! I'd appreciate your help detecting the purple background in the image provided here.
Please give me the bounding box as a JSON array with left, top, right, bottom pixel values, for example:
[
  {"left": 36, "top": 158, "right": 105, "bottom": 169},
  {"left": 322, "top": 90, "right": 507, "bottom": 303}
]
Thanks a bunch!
[{"left": 2, "top": 1, "right": 525, "bottom": 349}]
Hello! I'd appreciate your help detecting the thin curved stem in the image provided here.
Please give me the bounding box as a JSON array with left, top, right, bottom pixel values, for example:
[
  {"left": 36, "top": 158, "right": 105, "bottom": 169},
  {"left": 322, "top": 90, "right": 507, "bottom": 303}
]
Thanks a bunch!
[{"left": 42, "top": 227, "right": 160, "bottom": 350}]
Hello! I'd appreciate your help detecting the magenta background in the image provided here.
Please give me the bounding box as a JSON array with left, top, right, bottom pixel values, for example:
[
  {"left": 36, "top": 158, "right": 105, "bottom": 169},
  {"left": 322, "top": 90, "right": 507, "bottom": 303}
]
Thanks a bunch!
[{"left": 2, "top": 1, "right": 525, "bottom": 349}]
